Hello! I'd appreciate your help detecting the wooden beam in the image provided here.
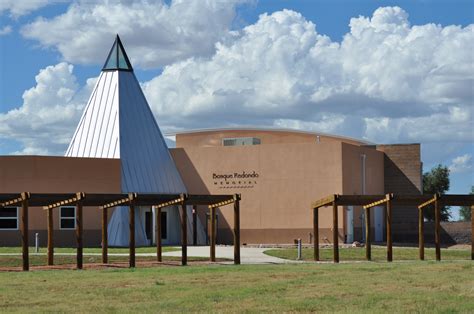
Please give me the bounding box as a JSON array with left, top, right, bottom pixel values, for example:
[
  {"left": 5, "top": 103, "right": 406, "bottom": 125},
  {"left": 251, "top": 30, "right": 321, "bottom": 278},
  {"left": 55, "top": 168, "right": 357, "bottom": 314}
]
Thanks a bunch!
[
  {"left": 0, "top": 195, "right": 24, "bottom": 207},
  {"left": 210, "top": 206, "right": 216, "bottom": 262},
  {"left": 43, "top": 193, "right": 85, "bottom": 210},
  {"left": 365, "top": 207, "right": 371, "bottom": 261},
  {"left": 76, "top": 196, "right": 83, "bottom": 270},
  {"left": 208, "top": 198, "right": 235, "bottom": 209},
  {"left": 419, "top": 207, "right": 424, "bottom": 261},
  {"left": 155, "top": 196, "right": 184, "bottom": 209},
  {"left": 180, "top": 195, "right": 188, "bottom": 266},
  {"left": 434, "top": 193, "right": 441, "bottom": 261},
  {"left": 102, "top": 207, "right": 108, "bottom": 264},
  {"left": 47, "top": 208, "right": 54, "bottom": 266},
  {"left": 332, "top": 196, "right": 339, "bottom": 263},
  {"left": 192, "top": 205, "right": 197, "bottom": 246},
  {"left": 363, "top": 197, "right": 388, "bottom": 209},
  {"left": 129, "top": 193, "right": 136, "bottom": 268},
  {"left": 471, "top": 206, "right": 473, "bottom": 261},
  {"left": 312, "top": 195, "right": 336, "bottom": 209},
  {"left": 417, "top": 196, "right": 436, "bottom": 209},
  {"left": 233, "top": 194, "right": 241, "bottom": 265},
  {"left": 20, "top": 192, "right": 30, "bottom": 271},
  {"left": 313, "top": 207, "right": 319, "bottom": 261},
  {"left": 386, "top": 194, "right": 393, "bottom": 262},
  {"left": 101, "top": 193, "right": 136, "bottom": 210},
  {"left": 156, "top": 206, "right": 162, "bottom": 262}
]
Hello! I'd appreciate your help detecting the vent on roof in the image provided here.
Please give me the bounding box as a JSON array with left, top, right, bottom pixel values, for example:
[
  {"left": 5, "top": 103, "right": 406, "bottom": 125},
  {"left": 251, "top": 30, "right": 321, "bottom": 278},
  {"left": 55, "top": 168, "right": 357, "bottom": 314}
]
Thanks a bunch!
[{"left": 223, "top": 137, "right": 261, "bottom": 146}]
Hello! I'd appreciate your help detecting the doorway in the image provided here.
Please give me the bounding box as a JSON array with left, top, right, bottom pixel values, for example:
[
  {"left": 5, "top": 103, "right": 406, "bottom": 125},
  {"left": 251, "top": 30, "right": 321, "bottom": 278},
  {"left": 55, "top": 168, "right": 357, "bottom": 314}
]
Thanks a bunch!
[
  {"left": 144, "top": 208, "right": 168, "bottom": 245},
  {"left": 346, "top": 206, "right": 354, "bottom": 243}
]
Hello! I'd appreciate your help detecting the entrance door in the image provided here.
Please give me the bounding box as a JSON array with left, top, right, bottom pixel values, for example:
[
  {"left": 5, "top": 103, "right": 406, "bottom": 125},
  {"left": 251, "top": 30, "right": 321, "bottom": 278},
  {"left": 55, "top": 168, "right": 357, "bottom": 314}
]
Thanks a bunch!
[
  {"left": 346, "top": 206, "right": 354, "bottom": 243},
  {"left": 374, "top": 206, "right": 383, "bottom": 242}
]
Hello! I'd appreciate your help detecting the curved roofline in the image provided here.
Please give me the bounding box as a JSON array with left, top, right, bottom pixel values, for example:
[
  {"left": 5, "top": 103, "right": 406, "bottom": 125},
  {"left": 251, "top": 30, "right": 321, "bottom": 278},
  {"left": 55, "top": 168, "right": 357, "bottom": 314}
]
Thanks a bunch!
[{"left": 165, "top": 127, "right": 373, "bottom": 145}]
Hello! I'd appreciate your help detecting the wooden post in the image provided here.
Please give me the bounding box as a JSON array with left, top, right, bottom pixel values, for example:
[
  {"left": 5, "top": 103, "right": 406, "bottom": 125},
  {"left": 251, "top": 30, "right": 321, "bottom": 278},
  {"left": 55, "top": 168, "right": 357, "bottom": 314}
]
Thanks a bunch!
[
  {"left": 192, "top": 205, "right": 197, "bottom": 246},
  {"left": 47, "top": 207, "right": 54, "bottom": 266},
  {"left": 156, "top": 206, "right": 162, "bottom": 262},
  {"left": 129, "top": 197, "right": 136, "bottom": 268},
  {"left": 332, "top": 196, "right": 339, "bottom": 263},
  {"left": 180, "top": 195, "right": 188, "bottom": 266},
  {"left": 418, "top": 207, "right": 424, "bottom": 260},
  {"left": 210, "top": 206, "right": 216, "bottom": 262},
  {"left": 233, "top": 194, "right": 241, "bottom": 265},
  {"left": 434, "top": 193, "right": 441, "bottom": 261},
  {"left": 365, "top": 207, "right": 371, "bottom": 261},
  {"left": 76, "top": 195, "right": 83, "bottom": 270},
  {"left": 102, "top": 207, "right": 108, "bottom": 264},
  {"left": 313, "top": 207, "right": 319, "bottom": 261},
  {"left": 20, "top": 193, "right": 29, "bottom": 271},
  {"left": 386, "top": 194, "right": 393, "bottom": 262},
  {"left": 471, "top": 206, "right": 473, "bottom": 261}
]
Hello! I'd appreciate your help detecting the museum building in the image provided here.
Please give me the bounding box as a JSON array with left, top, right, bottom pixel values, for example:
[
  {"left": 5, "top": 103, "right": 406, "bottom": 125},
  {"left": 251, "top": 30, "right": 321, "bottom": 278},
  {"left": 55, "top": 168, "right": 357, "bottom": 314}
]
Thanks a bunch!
[{"left": 0, "top": 36, "right": 422, "bottom": 247}]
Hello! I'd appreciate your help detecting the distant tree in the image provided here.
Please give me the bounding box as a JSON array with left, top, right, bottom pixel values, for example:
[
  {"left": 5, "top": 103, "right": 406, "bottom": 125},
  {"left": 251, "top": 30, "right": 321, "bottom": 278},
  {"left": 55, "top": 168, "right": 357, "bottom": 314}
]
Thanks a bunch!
[
  {"left": 459, "top": 186, "right": 473, "bottom": 221},
  {"left": 422, "top": 164, "right": 450, "bottom": 221}
]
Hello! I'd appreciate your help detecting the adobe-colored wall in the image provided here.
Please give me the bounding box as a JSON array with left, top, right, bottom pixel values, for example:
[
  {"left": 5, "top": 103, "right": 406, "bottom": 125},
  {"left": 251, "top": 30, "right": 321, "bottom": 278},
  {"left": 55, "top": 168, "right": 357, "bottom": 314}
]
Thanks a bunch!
[
  {"left": 0, "top": 156, "right": 121, "bottom": 247},
  {"left": 341, "top": 144, "right": 385, "bottom": 241},
  {"left": 376, "top": 144, "right": 422, "bottom": 241},
  {"left": 176, "top": 129, "right": 366, "bottom": 148},
  {"left": 171, "top": 140, "right": 385, "bottom": 244}
]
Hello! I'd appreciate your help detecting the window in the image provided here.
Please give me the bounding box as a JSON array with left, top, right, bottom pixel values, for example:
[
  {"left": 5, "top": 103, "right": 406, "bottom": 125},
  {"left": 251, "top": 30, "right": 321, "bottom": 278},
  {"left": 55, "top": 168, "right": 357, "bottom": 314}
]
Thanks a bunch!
[
  {"left": 161, "top": 211, "right": 167, "bottom": 240},
  {"left": 60, "top": 206, "right": 76, "bottom": 230},
  {"left": 0, "top": 207, "right": 18, "bottom": 230},
  {"left": 223, "top": 137, "right": 261, "bottom": 146}
]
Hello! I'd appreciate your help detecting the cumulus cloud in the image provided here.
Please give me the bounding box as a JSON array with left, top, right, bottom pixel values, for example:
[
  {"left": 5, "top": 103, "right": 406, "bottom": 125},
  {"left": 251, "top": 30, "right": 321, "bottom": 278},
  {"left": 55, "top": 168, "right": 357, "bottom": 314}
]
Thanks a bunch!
[
  {"left": 21, "top": 0, "right": 247, "bottom": 68},
  {"left": 3, "top": 6, "right": 474, "bottom": 156},
  {"left": 143, "top": 7, "right": 474, "bottom": 145},
  {"left": 449, "top": 154, "right": 473, "bottom": 174},
  {"left": 0, "top": 63, "right": 95, "bottom": 155},
  {"left": 0, "top": 25, "right": 12, "bottom": 36},
  {"left": 0, "top": 0, "right": 60, "bottom": 18}
]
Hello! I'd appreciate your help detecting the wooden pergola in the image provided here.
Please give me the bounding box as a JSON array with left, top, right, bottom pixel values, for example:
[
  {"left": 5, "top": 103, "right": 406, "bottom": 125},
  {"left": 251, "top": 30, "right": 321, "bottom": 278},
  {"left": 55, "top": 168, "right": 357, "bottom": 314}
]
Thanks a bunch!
[
  {"left": 0, "top": 192, "right": 241, "bottom": 271},
  {"left": 311, "top": 194, "right": 474, "bottom": 263}
]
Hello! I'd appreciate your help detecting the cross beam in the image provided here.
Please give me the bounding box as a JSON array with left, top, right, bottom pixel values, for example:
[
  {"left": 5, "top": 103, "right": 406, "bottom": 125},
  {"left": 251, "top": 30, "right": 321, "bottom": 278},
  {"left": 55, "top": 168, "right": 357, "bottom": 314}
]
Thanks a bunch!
[
  {"left": 208, "top": 198, "right": 235, "bottom": 209},
  {"left": 311, "top": 194, "right": 336, "bottom": 209},
  {"left": 363, "top": 194, "right": 393, "bottom": 209},
  {"left": 417, "top": 195, "right": 437, "bottom": 209},
  {"left": 100, "top": 193, "right": 137, "bottom": 209},
  {"left": 42, "top": 192, "right": 85, "bottom": 210},
  {"left": 0, "top": 192, "right": 30, "bottom": 207},
  {"left": 155, "top": 195, "right": 185, "bottom": 208}
]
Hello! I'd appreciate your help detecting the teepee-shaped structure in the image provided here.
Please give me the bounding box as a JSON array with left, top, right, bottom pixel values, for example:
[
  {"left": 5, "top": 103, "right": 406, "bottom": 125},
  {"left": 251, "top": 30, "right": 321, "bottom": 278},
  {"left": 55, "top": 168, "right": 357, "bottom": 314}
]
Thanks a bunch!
[{"left": 66, "top": 35, "right": 205, "bottom": 246}]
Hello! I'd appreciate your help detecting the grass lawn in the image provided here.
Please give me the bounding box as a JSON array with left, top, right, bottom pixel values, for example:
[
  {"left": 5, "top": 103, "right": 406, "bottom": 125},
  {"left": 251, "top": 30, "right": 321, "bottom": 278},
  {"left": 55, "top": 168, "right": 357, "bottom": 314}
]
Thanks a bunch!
[
  {"left": 0, "top": 261, "right": 472, "bottom": 312},
  {"left": 264, "top": 246, "right": 472, "bottom": 262},
  {"left": 0, "top": 246, "right": 179, "bottom": 254}
]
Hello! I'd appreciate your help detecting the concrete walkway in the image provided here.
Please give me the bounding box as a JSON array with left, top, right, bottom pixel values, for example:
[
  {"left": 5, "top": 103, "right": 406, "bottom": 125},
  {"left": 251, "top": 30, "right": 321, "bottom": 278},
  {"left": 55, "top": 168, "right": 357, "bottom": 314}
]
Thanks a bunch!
[{"left": 163, "top": 246, "right": 299, "bottom": 264}]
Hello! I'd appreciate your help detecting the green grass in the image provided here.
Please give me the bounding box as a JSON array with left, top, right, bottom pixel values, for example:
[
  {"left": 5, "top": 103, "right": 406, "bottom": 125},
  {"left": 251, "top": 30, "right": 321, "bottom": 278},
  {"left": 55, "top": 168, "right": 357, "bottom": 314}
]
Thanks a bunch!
[
  {"left": 264, "top": 246, "right": 471, "bottom": 261},
  {"left": 0, "top": 261, "right": 472, "bottom": 312},
  {"left": 0, "top": 246, "right": 179, "bottom": 254}
]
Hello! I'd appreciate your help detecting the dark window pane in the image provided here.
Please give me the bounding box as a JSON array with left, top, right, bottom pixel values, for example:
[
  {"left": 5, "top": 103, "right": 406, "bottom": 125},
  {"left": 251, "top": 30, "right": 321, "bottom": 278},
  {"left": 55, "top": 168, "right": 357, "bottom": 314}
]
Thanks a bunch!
[
  {"left": 161, "top": 212, "right": 167, "bottom": 239},
  {"left": 61, "top": 207, "right": 75, "bottom": 218},
  {"left": 0, "top": 219, "right": 17, "bottom": 229},
  {"left": 145, "top": 211, "right": 152, "bottom": 240},
  {"left": 61, "top": 218, "right": 75, "bottom": 229},
  {"left": 0, "top": 207, "right": 17, "bottom": 218}
]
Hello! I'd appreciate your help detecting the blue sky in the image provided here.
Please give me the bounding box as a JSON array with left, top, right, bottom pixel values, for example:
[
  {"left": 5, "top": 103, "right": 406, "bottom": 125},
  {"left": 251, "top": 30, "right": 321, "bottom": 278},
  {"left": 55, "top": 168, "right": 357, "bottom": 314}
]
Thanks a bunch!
[{"left": 0, "top": 0, "right": 472, "bottom": 218}]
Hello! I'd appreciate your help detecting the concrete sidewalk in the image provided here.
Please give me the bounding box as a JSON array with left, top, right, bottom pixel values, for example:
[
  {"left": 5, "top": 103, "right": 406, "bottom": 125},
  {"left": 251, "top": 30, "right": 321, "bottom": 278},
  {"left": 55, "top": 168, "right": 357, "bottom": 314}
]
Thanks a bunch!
[{"left": 163, "top": 246, "right": 300, "bottom": 264}]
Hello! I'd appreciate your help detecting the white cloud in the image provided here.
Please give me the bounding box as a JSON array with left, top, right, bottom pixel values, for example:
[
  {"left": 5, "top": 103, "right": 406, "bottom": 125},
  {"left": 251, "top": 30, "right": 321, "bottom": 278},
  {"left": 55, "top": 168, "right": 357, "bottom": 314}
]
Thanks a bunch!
[
  {"left": 0, "top": 25, "right": 12, "bottom": 35},
  {"left": 21, "top": 0, "right": 247, "bottom": 68},
  {"left": 0, "top": 0, "right": 59, "bottom": 18},
  {"left": 449, "top": 154, "right": 473, "bottom": 174},
  {"left": 2, "top": 6, "right": 473, "bottom": 157},
  {"left": 143, "top": 7, "right": 474, "bottom": 145},
  {"left": 0, "top": 63, "right": 95, "bottom": 155}
]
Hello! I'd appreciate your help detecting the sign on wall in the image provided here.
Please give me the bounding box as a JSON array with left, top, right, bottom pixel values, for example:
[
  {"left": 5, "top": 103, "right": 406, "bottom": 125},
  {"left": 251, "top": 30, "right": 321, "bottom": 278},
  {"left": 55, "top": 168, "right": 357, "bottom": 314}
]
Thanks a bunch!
[{"left": 212, "top": 171, "right": 259, "bottom": 189}]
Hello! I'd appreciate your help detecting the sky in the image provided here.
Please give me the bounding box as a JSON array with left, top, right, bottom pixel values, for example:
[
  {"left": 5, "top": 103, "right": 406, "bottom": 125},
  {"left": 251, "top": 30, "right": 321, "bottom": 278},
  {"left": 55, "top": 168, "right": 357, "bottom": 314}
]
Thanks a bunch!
[{"left": 0, "top": 0, "right": 472, "bottom": 219}]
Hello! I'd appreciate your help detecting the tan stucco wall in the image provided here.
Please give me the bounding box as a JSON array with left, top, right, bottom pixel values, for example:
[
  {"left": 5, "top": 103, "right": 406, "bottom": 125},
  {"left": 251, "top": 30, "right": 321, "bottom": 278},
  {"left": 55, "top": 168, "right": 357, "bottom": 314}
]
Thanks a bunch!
[
  {"left": 0, "top": 156, "right": 121, "bottom": 246},
  {"left": 171, "top": 141, "right": 351, "bottom": 244},
  {"left": 176, "top": 129, "right": 366, "bottom": 148}
]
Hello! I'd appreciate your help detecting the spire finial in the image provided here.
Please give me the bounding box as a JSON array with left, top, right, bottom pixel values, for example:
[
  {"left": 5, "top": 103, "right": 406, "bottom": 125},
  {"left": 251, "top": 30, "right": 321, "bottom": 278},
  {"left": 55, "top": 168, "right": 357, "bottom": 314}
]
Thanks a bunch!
[{"left": 102, "top": 34, "right": 133, "bottom": 71}]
